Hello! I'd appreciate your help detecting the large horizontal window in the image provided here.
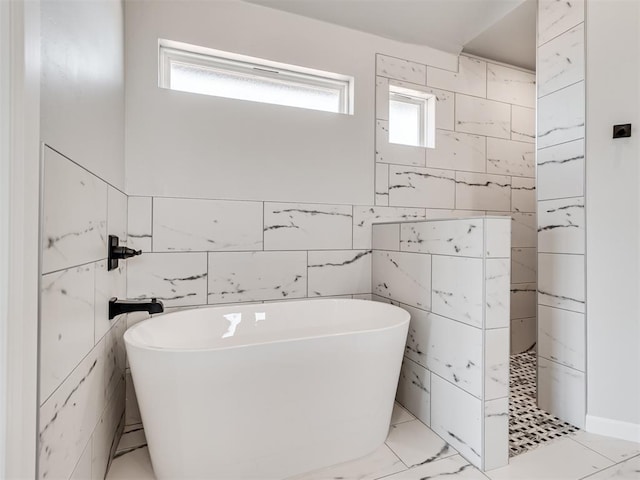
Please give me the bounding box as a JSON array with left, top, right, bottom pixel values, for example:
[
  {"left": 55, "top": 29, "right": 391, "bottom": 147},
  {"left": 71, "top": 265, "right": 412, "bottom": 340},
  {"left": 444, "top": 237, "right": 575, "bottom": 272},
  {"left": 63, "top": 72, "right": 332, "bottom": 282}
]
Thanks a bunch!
[{"left": 159, "top": 40, "right": 354, "bottom": 115}]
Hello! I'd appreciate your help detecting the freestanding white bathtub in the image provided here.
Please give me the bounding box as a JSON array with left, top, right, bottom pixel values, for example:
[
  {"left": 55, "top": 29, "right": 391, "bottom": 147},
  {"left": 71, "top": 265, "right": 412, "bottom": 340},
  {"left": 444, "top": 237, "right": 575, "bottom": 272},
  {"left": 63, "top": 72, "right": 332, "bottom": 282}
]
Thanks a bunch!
[{"left": 124, "top": 299, "right": 409, "bottom": 479}]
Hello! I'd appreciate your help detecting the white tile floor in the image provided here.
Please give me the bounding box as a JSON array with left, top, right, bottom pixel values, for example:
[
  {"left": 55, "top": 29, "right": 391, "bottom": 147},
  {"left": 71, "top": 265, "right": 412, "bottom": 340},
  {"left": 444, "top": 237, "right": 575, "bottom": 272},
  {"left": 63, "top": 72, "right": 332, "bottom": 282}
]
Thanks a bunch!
[{"left": 107, "top": 403, "right": 640, "bottom": 480}]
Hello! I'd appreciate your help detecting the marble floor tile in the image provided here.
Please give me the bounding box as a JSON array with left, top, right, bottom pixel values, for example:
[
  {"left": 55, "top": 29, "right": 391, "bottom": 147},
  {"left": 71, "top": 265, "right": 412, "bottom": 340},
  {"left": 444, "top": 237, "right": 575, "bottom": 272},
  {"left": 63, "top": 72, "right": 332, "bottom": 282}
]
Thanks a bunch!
[
  {"left": 486, "top": 437, "right": 613, "bottom": 480},
  {"left": 385, "top": 419, "right": 458, "bottom": 468},
  {"left": 380, "top": 455, "right": 488, "bottom": 480},
  {"left": 569, "top": 431, "right": 640, "bottom": 463},
  {"left": 108, "top": 446, "right": 155, "bottom": 480},
  {"left": 289, "top": 444, "right": 406, "bottom": 480},
  {"left": 391, "top": 402, "right": 416, "bottom": 426},
  {"left": 579, "top": 455, "right": 640, "bottom": 480}
]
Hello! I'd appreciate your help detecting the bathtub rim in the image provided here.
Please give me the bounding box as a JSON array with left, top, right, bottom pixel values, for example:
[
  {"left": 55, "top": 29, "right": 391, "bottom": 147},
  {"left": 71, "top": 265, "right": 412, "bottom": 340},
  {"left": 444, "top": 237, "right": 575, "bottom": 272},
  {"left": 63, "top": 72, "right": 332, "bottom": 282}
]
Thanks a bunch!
[{"left": 124, "top": 298, "right": 410, "bottom": 354}]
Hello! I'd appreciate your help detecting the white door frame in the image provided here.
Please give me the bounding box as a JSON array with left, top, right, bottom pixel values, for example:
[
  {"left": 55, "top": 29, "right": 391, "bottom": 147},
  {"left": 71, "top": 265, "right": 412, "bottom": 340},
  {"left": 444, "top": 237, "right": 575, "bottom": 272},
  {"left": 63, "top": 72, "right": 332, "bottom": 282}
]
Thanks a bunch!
[{"left": 1, "top": 0, "right": 41, "bottom": 478}]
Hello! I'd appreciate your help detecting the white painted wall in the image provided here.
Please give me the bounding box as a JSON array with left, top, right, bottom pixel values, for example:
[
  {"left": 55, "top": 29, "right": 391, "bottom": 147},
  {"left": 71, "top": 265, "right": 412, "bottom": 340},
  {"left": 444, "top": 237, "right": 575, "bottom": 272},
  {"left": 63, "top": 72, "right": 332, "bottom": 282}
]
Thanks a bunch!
[
  {"left": 585, "top": 0, "right": 640, "bottom": 441},
  {"left": 41, "top": 0, "right": 125, "bottom": 189},
  {"left": 124, "top": 0, "right": 457, "bottom": 204}
]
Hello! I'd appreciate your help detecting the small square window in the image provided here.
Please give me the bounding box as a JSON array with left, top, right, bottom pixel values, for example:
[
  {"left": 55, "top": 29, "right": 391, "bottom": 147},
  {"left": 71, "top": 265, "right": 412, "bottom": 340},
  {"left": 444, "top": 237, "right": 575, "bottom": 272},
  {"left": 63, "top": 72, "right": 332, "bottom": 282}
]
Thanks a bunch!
[{"left": 388, "top": 85, "right": 435, "bottom": 148}]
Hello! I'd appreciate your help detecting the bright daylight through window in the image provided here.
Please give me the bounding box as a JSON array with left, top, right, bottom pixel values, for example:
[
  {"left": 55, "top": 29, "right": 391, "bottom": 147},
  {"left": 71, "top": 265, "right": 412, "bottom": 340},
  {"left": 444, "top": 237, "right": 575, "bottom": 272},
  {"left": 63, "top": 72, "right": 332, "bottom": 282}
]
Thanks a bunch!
[
  {"left": 388, "top": 85, "right": 435, "bottom": 148},
  {"left": 159, "top": 40, "right": 354, "bottom": 115}
]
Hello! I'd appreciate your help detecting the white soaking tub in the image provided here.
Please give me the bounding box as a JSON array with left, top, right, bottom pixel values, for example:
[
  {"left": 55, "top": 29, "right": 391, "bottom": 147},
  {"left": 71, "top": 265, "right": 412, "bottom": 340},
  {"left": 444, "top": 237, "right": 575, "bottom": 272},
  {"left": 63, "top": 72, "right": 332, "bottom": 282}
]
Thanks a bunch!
[{"left": 124, "top": 299, "right": 410, "bottom": 479}]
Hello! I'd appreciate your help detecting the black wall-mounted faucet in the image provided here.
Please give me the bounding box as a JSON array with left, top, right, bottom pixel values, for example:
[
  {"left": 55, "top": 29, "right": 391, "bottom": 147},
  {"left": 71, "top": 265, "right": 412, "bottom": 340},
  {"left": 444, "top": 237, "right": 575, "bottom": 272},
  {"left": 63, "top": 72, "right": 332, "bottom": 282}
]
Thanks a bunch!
[
  {"left": 108, "top": 235, "right": 141, "bottom": 271},
  {"left": 109, "top": 297, "right": 164, "bottom": 320}
]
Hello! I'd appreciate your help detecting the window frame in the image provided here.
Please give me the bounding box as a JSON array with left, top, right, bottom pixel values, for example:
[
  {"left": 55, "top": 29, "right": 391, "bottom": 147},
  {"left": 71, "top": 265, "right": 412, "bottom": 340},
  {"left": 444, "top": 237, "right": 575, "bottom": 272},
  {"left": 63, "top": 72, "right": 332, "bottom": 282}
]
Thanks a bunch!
[
  {"left": 388, "top": 84, "right": 436, "bottom": 149},
  {"left": 158, "top": 39, "right": 354, "bottom": 115}
]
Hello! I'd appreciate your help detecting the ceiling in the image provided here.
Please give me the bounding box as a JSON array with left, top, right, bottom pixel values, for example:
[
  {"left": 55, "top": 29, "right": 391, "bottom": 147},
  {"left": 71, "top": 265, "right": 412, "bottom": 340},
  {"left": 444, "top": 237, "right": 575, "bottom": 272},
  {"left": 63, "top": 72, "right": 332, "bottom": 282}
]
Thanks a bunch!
[{"left": 244, "top": 0, "right": 536, "bottom": 71}]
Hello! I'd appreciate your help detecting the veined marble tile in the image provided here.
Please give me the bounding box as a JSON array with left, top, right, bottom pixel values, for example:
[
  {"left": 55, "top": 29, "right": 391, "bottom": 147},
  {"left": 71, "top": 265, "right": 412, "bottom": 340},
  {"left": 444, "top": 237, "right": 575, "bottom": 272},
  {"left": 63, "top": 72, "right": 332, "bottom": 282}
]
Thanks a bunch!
[
  {"left": 510, "top": 212, "right": 537, "bottom": 248},
  {"left": 372, "top": 223, "right": 400, "bottom": 251},
  {"left": 117, "top": 424, "right": 147, "bottom": 454},
  {"left": 402, "top": 305, "right": 430, "bottom": 370},
  {"left": 511, "top": 105, "right": 536, "bottom": 143},
  {"left": 102, "top": 317, "right": 126, "bottom": 406},
  {"left": 382, "top": 455, "right": 486, "bottom": 480},
  {"left": 289, "top": 443, "right": 405, "bottom": 480},
  {"left": 376, "top": 120, "right": 427, "bottom": 167},
  {"left": 352, "top": 293, "right": 373, "bottom": 301},
  {"left": 108, "top": 186, "right": 127, "bottom": 244},
  {"left": 485, "top": 259, "right": 510, "bottom": 330},
  {"left": 381, "top": 79, "right": 455, "bottom": 131},
  {"left": 431, "top": 255, "right": 483, "bottom": 328},
  {"left": 537, "top": 139, "right": 585, "bottom": 200},
  {"left": 391, "top": 403, "right": 416, "bottom": 425},
  {"left": 455, "top": 94, "right": 511, "bottom": 139},
  {"left": 208, "top": 251, "right": 307, "bottom": 303},
  {"left": 106, "top": 446, "right": 154, "bottom": 479},
  {"left": 307, "top": 250, "right": 371, "bottom": 296},
  {"left": 486, "top": 63, "right": 535, "bottom": 108},
  {"left": 396, "top": 358, "right": 431, "bottom": 426},
  {"left": 372, "top": 250, "right": 431, "bottom": 310},
  {"left": 512, "top": 248, "right": 537, "bottom": 283},
  {"left": 40, "top": 263, "right": 96, "bottom": 402},
  {"left": 127, "top": 196, "right": 152, "bottom": 253},
  {"left": 92, "top": 378, "right": 125, "bottom": 480},
  {"left": 427, "top": 312, "right": 483, "bottom": 398},
  {"left": 538, "top": 197, "right": 585, "bottom": 254},
  {"left": 538, "top": 81, "right": 585, "bottom": 149},
  {"left": 485, "top": 217, "right": 511, "bottom": 259},
  {"left": 127, "top": 252, "right": 208, "bottom": 307},
  {"left": 538, "top": 305, "right": 585, "bottom": 371},
  {"left": 425, "top": 209, "right": 487, "bottom": 221},
  {"left": 376, "top": 163, "right": 390, "bottom": 206},
  {"left": 455, "top": 172, "right": 511, "bottom": 212},
  {"left": 430, "top": 374, "right": 482, "bottom": 468},
  {"left": 153, "top": 197, "right": 263, "bottom": 252},
  {"left": 70, "top": 441, "right": 92, "bottom": 480},
  {"left": 581, "top": 455, "right": 640, "bottom": 480},
  {"left": 376, "top": 76, "right": 390, "bottom": 120},
  {"left": 538, "top": 24, "right": 585, "bottom": 98},
  {"left": 488, "top": 437, "right": 611, "bottom": 480},
  {"left": 484, "top": 328, "right": 509, "bottom": 400},
  {"left": 511, "top": 317, "right": 537, "bottom": 354},
  {"left": 511, "top": 177, "right": 536, "bottom": 213},
  {"left": 538, "top": 253, "right": 585, "bottom": 313},
  {"left": 400, "top": 219, "right": 483, "bottom": 257},
  {"left": 94, "top": 260, "right": 126, "bottom": 343},
  {"left": 264, "top": 202, "right": 352, "bottom": 250},
  {"left": 569, "top": 430, "right": 640, "bottom": 463},
  {"left": 43, "top": 147, "right": 108, "bottom": 274},
  {"left": 426, "top": 130, "right": 486, "bottom": 173},
  {"left": 427, "top": 56, "right": 486, "bottom": 97},
  {"left": 486, "top": 138, "right": 535, "bottom": 177},
  {"left": 511, "top": 283, "right": 537, "bottom": 320},
  {"left": 538, "top": 357, "right": 586, "bottom": 428},
  {"left": 377, "top": 54, "right": 426, "bottom": 84},
  {"left": 124, "top": 372, "right": 141, "bottom": 426},
  {"left": 39, "top": 344, "right": 102, "bottom": 480},
  {"left": 484, "top": 397, "right": 510, "bottom": 471},
  {"left": 538, "top": 0, "right": 585, "bottom": 46},
  {"left": 386, "top": 419, "right": 458, "bottom": 468},
  {"left": 389, "top": 165, "right": 456, "bottom": 208},
  {"left": 353, "top": 206, "right": 426, "bottom": 250}
]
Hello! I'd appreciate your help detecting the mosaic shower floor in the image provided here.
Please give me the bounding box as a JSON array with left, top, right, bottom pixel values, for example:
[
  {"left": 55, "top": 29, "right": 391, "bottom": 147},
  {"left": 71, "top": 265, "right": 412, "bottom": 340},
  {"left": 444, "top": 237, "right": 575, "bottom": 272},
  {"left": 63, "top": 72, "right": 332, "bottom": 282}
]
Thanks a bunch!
[{"left": 509, "top": 351, "right": 579, "bottom": 457}]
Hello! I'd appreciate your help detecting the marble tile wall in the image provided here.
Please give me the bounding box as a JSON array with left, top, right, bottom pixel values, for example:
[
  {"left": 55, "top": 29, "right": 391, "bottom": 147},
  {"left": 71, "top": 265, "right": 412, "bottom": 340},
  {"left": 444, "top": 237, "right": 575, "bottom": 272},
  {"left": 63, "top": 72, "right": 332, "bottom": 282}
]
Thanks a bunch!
[
  {"left": 122, "top": 52, "right": 536, "bottom": 456},
  {"left": 371, "top": 217, "right": 511, "bottom": 471},
  {"left": 537, "top": 0, "right": 586, "bottom": 429},
  {"left": 375, "top": 53, "right": 536, "bottom": 354},
  {"left": 40, "top": 146, "right": 127, "bottom": 479}
]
